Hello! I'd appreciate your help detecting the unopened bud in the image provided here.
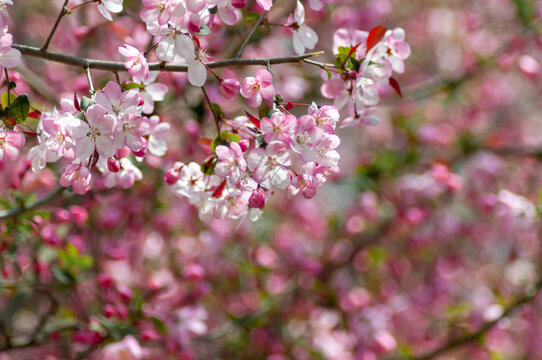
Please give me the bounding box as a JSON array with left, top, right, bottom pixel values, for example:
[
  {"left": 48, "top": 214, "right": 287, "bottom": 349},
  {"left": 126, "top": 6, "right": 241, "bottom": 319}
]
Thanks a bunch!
[
  {"left": 249, "top": 189, "right": 266, "bottom": 209},
  {"left": 107, "top": 157, "right": 120, "bottom": 173}
]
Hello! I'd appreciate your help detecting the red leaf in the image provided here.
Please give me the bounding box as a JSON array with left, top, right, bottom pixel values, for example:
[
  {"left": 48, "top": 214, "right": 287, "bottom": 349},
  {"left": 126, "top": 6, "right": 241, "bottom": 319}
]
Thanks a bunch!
[
  {"left": 74, "top": 92, "right": 81, "bottom": 112},
  {"left": 193, "top": 36, "right": 200, "bottom": 49},
  {"left": 347, "top": 42, "right": 361, "bottom": 58},
  {"left": 198, "top": 138, "right": 213, "bottom": 146},
  {"left": 243, "top": 110, "right": 260, "bottom": 129},
  {"left": 366, "top": 25, "right": 387, "bottom": 54},
  {"left": 389, "top": 77, "right": 403, "bottom": 98},
  {"left": 212, "top": 179, "right": 227, "bottom": 198},
  {"left": 27, "top": 111, "right": 41, "bottom": 120}
]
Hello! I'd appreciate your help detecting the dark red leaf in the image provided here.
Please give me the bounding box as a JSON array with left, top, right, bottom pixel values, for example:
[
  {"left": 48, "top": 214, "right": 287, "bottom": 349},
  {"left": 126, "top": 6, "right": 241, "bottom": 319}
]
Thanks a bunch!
[
  {"left": 212, "top": 179, "right": 227, "bottom": 198},
  {"left": 74, "top": 92, "right": 81, "bottom": 112},
  {"left": 389, "top": 77, "right": 403, "bottom": 98},
  {"left": 243, "top": 110, "right": 261, "bottom": 129},
  {"left": 193, "top": 36, "right": 200, "bottom": 49},
  {"left": 366, "top": 25, "right": 387, "bottom": 54},
  {"left": 27, "top": 111, "right": 41, "bottom": 119}
]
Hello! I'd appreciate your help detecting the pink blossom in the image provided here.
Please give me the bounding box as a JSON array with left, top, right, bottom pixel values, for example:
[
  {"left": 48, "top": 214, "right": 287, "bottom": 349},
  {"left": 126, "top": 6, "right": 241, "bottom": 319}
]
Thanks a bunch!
[
  {"left": 247, "top": 141, "right": 291, "bottom": 190},
  {"left": 102, "top": 335, "right": 146, "bottom": 360},
  {"left": 140, "top": 0, "right": 175, "bottom": 25},
  {"left": 114, "top": 113, "right": 150, "bottom": 152},
  {"left": 288, "top": 1, "right": 318, "bottom": 55},
  {"left": 219, "top": 77, "right": 240, "bottom": 100},
  {"left": 240, "top": 69, "right": 275, "bottom": 108},
  {"left": 119, "top": 44, "right": 149, "bottom": 80},
  {"left": 72, "top": 105, "right": 117, "bottom": 159},
  {"left": 59, "top": 163, "right": 92, "bottom": 194},
  {"left": 0, "top": 129, "right": 25, "bottom": 161},
  {"left": 260, "top": 112, "right": 297, "bottom": 144},
  {"left": 214, "top": 142, "right": 246, "bottom": 180},
  {"left": 133, "top": 71, "right": 168, "bottom": 114},
  {"left": 256, "top": 0, "right": 272, "bottom": 10},
  {"left": 97, "top": 0, "right": 123, "bottom": 21},
  {"left": 0, "top": 30, "right": 20, "bottom": 71}
]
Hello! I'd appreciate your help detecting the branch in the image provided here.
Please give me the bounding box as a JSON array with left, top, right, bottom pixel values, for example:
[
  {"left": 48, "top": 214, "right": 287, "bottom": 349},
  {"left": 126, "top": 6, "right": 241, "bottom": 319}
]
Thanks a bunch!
[
  {"left": 235, "top": 10, "right": 269, "bottom": 59},
  {"left": 41, "top": 0, "right": 70, "bottom": 52},
  {"left": 0, "top": 186, "right": 65, "bottom": 221},
  {"left": 401, "top": 276, "right": 542, "bottom": 360},
  {"left": 13, "top": 44, "right": 324, "bottom": 73}
]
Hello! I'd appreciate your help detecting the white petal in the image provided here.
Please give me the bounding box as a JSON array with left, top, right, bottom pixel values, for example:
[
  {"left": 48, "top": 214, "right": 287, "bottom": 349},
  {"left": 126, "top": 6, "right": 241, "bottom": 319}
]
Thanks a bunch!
[{"left": 188, "top": 61, "right": 207, "bottom": 87}]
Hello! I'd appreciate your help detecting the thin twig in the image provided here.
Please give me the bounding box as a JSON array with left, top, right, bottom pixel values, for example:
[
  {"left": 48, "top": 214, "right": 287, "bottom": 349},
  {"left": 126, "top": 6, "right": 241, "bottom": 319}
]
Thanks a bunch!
[
  {"left": 399, "top": 277, "right": 542, "bottom": 360},
  {"left": 201, "top": 86, "right": 221, "bottom": 137},
  {"left": 41, "top": 0, "right": 70, "bottom": 52},
  {"left": 84, "top": 66, "right": 94, "bottom": 94},
  {"left": 13, "top": 44, "right": 323, "bottom": 73},
  {"left": 236, "top": 10, "right": 269, "bottom": 59},
  {"left": 4, "top": 68, "right": 11, "bottom": 106},
  {"left": 0, "top": 186, "right": 64, "bottom": 221}
]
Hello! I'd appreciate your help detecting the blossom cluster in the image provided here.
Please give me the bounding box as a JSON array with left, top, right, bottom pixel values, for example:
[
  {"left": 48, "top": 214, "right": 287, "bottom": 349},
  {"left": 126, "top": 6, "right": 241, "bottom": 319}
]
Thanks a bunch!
[
  {"left": 322, "top": 26, "right": 411, "bottom": 127},
  {"left": 27, "top": 82, "right": 170, "bottom": 194},
  {"left": 165, "top": 101, "right": 340, "bottom": 222}
]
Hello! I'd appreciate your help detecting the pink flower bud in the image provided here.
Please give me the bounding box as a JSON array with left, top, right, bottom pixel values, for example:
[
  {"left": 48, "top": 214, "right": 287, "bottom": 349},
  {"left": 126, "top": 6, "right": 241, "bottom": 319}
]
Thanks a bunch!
[
  {"left": 249, "top": 189, "right": 266, "bottom": 209},
  {"left": 183, "top": 264, "right": 206, "bottom": 282},
  {"left": 107, "top": 157, "right": 121, "bottom": 173},
  {"left": 164, "top": 168, "right": 180, "bottom": 184},
  {"left": 219, "top": 78, "right": 240, "bottom": 99},
  {"left": 54, "top": 208, "right": 71, "bottom": 223},
  {"left": 238, "top": 139, "right": 250, "bottom": 152},
  {"left": 141, "top": 329, "right": 160, "bottom": 341},
  {"left": 98, "top": 273, "right": 114, "bottom": 289},
  {"left": 103, "top": 304, "right": 116, "bottom": 318},
  {"left": 231, "top": 0, "right": 246, "bottom": 8},
  {"left": 69, "top": 206, "right": 89, "bottom": 226}
]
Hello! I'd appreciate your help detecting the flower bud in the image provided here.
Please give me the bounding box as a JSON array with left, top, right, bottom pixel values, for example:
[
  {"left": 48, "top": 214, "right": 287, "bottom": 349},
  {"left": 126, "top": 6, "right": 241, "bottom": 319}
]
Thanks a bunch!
[
  {"left": 231, "top": 0, "right": 246, "bottom": 8},
  {"left": 107, "top": 157, "right": 120, "bottom": 173},
  {"left": 103, "top": 304, "right": 116, "bottom": 318},
  {"left": 249, "top": 189, "right": 266, "bottom": 209},
  {"left": 164, "top": 168, "right": 180, "bottom": 185},
  {"left": 219, "top": 78, "right": 240, "bottom": 99},
  {"left": 238, "top": 139, "right": 250, "bottom": 152}
]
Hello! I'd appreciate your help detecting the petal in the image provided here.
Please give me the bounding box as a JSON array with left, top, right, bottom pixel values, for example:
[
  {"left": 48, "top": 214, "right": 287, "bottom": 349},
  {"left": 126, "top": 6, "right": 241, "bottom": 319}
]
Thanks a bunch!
[{"left": 188, "top": 61, "right": 207, "bottom": 87}]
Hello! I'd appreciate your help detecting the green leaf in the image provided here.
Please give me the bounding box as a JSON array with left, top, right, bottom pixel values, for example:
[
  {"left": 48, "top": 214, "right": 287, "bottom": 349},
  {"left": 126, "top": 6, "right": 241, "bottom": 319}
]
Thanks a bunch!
[
  {"left": 245, "top": 12, "right": 261, "bottom": 21},
  {"left": 258, "top": 104, "right": 271, "bottom": 119},
  {"left": 150, "top": 316, "right": 168, "bottom": 334},
  {"left": 211, "top": 103, "right": 225, "bottom": 118},
  {"left": 122, "top": 82, "right": 145, "bottom": 90},
  {"left": 80, "top": 96, "right": 94, "bottom": 111},
  {"left": 196, "top": 25, "right": 211, "bottom": 36},
  {"left": 1, "top": 92, "right": 16, "bottom": 107},
  {"left": 52, "top": 267, "right": 74, "bottom": 285},
  {"left": 325, "top": 68, "right": 332, "bottom": 80},
  {"left": 6, "top": 94, "right": 30, "bottom": 123}
]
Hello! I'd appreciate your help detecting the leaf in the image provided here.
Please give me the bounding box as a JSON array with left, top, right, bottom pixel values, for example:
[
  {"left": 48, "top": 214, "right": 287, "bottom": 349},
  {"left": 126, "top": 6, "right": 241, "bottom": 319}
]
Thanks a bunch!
[
  {"left": 150, "top": 316, "right": 168, "bottom": 335},
  {"left": 80, "top": 96, "right": 94, "bottom": 111},
  {"left": 212, "top": 179, "right": 227, "bottom": 198},
  {"left": 347, "top": 42, "right": 361, "bottom": 58},
  {"left": 6, "top": 94, "right": 30, "bottom": 123},
  {"left": 1, "top": 92, "right": 16, "bottom": 107},
  {"left": 196, "top": 25, "right": 211, "bottom": 36},
  {"left": 366, "top": 25, "right": 387, "bottom": 53},
  {"left": 244, "top": 110, "right": 261, "bottom": 129},
  {"left": 245, "top": 12, "right": 261, "bottom": 21},
  {"left": 122, "top": 82, "right": 145, "bottom": 90},
  {"left": 325, "top": 68, "right": 333, "bottom": 80},
  {"left": 211, "top": 103, "right": 225, "bottom": 119},
  {"left": 74, "top": 92, "right": 81, "bottom": 112},
  {"left": 389, "top": 77, "right": 403, "bottom": 98}
]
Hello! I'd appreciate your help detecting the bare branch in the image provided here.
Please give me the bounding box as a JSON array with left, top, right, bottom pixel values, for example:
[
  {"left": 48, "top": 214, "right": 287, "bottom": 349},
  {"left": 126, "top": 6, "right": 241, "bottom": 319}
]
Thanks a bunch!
[
  {"left": 13, "top": 44, "right": 324, "bottom": 73},
  {"left": 236, "top": 10, "right": 269, "bottom": 59},
  {"left": 0, "top": 186, "right": 65, "bottom": 221},
  {"left": 41, "top": 0, "right": 70, "bottom": 52}
]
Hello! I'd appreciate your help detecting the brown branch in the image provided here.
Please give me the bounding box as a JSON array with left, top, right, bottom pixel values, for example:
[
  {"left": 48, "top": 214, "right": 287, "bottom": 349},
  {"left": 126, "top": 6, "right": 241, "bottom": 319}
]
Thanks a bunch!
[
  {"left": 398, "top": 276, "right": 542, "bottom": 360},
  {"left": 235, "top": 10, "right": 269, "bottom": 59},
  {"left": 41, "top": 0, "right": 70, "bottom": 52},
  {"left": 0, "top": 186, "right": 65, "bottom": 221},
  {"left": 13, "top": 44, "right": 324, "bottom": 73}
]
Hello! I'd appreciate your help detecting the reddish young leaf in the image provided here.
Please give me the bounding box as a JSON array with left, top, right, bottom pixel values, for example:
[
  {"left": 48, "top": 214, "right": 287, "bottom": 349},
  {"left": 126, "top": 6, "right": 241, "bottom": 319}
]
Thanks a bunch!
[
  {"left": 198, "top": 138, "right": 213, "bottom": 146},
  {"left": 347, "top": 42, "right": 361, "bottom": 58},
  {"left": 389, "top": 77, "right": 403, "bottom": 98},
  {"left": 212, "top": 179, "right": 227, "bottom": 198},
  {"left": 27, "top": 111, "right": 41, "bottom": 120},
  {"left": 243, "top": 110, "right": 261, "bottom": 129},
  {"left": 74, "top": 92, "right": 81, "bottom": 112},
  {"left": 366, "top": 25, "right": 387, "bottom": 54}
]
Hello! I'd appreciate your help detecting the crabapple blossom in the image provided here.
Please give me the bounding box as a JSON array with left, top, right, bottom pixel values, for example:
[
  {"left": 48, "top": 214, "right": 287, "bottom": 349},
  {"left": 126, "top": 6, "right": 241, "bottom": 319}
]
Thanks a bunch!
[
  {"left": 59, "top": 163, "right": 92, "bottom": 195},
  {"left": 240, "top": 69, "right": 275, "bottom": 108},
  {"left": 114, "top": 113, "right": 150, "bottom": 152},
  {"left": 214, "top": 142, "right": 246, "bottom": 180},
  {"left": 0, "top": 129, "right": 24, "bottom": 161},
  {"left": 219, "top": 77, "right": 241, "bottom": 100},
  {"left": 119, "top": 44, "right": 149, "bottom": 80},
  {"left": 97, "top": 0, "right": 124, "bottom": 21},
  {"left": 260, "top": 112, "right": 297, "bottom": 144},
  {"left": 72, "top": 104, "right": 117, "bottom": 159},
  {"left": 133, "top": 72, "right": 168, "bottom": 114},
  {"left": 147, "top": 115, "right": 170, "bottom": 156},
  {"left": 0, "top": 28, "right": 20, "bottom": 71},
  {"left": 288, "top": 1, "right": 318, "bottom": 55},
  {"left": 247, "top": 141, "right": 292, "bottom": 190}
]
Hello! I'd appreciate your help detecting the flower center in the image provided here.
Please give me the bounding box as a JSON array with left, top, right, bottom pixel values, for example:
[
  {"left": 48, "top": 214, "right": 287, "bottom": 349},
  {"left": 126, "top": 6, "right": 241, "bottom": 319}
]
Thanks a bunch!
[
  {"left": 265, "top": 156, "right": 277, "bottom": 169},
  {"left": 87, "top": 126, "right": 101, "bottom": 141}
]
